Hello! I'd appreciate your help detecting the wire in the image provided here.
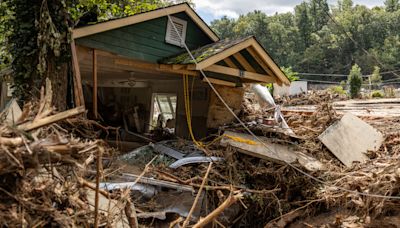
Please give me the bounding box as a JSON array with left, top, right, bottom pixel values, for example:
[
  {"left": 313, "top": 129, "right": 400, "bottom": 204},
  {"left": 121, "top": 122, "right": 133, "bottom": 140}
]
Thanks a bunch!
[
  {"left": 298, "top": 79, "right": 340, "bottom": 84},
  {"left": 319, "top": 2, "right": 400, "bottom": 79},
  {"left": 183, "top": 74, "right": 203, "bottom": 148},
  {"left": 166, "top": 14, "right": 400, "bottom": 200}
]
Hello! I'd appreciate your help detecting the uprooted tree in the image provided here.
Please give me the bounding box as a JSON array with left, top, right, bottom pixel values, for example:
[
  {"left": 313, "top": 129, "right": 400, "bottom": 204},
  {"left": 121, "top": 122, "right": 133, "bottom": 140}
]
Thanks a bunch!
[{"left": 0, "top": 0, "right": 189, "bottom": 110}]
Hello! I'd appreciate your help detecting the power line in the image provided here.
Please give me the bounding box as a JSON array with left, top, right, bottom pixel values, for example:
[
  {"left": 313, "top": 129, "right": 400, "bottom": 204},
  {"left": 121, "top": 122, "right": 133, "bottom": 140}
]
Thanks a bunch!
[
  {"left": 299, "top": 69, "right": 400, "bottom": 78},
  {"left": 319, "top": 2, "right": 400, "bottom": 79}
]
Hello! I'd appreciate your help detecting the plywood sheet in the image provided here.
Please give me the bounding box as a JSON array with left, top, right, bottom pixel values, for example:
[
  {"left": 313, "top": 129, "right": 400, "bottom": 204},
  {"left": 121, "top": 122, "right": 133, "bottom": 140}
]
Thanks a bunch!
[
  {"left": 220, "top": 131, "right": 324, "bottom": 171},
  {"left": 318, "top": 113, "right": 384, "bottom": 167}
]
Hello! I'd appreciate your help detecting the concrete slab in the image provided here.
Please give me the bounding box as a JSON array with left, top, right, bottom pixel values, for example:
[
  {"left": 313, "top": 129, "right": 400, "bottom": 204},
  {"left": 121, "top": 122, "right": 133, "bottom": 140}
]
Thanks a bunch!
[{"left": 318, "top": 113, "right": 384, "bottom": 167}]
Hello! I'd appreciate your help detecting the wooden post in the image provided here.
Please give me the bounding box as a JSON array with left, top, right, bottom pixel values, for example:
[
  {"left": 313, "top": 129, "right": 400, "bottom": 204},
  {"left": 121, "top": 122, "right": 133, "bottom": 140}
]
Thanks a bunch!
[
  {"left": 70, "top": 40, "right": 85, "bottom": 108},
  {"left": 92, "top": 49, "right": 98, "bottom": 119}
]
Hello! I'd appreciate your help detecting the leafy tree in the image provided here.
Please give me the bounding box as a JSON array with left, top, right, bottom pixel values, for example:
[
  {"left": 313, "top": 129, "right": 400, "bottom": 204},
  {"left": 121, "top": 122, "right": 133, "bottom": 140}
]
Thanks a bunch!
[
  {"left": 295, "top": 2, "right": 312, "bottom": 49},
  {"left": 339, "top": 0, "right": 353, "bottom": 12},
  {"left": 348, "top": 64, "right": 363, "bottom": 98},
  {"left": 210, "top": 16, "right": 235, "bottom": 38},
  {"left": 384, "top": 0, "right": 400, "bottom": 12},
  {"left": 309, "top": 0, "right": 330, "bottom": 32},
  {"left": 209, "top": 1, "right": 400, "bottom": 80}
]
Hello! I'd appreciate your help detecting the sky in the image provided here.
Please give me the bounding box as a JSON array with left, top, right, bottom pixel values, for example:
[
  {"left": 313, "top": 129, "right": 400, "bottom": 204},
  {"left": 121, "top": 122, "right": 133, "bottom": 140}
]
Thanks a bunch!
[{"left": 193, "top": 0, "right": 385, "bottom": 23}]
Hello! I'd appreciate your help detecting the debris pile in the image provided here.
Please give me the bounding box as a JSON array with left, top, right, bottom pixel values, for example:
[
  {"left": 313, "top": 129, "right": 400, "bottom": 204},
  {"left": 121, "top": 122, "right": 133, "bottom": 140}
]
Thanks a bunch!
[
  {"left": 1, "top": 82, "right": 400, "bottom": 227},
  {"left": 275, "top": 89, "right": 347, "bottom": 106},
  {"left": 0, "top": 82, "right": 133, "bottom": 227},
  {"left": 111, "top": 88, "right": 400, "bottom": 227}
]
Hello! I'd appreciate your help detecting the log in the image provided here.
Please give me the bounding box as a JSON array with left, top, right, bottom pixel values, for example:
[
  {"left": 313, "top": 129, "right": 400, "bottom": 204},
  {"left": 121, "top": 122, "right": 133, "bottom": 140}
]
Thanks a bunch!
[{"left": 18, "top": 106, "right": 85, "bottom": 131}]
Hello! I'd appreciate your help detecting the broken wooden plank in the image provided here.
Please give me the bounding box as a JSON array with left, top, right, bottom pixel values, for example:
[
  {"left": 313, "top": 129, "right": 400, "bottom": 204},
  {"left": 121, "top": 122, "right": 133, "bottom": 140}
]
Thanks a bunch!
[
  {"left": 18, "top": 106, "right": 85, "bottom": 131},
  {"left": 318, "top": 113, "right": 384, "bottom": 167},
  {"left": 70, "top": 40, "right": 85, "bottom": 107},
  {"left": 92, "top": 49, "right": 98, "bottom": 119},
  {"left": 220, "top": 131, "right": 324, "bottom": 171}
]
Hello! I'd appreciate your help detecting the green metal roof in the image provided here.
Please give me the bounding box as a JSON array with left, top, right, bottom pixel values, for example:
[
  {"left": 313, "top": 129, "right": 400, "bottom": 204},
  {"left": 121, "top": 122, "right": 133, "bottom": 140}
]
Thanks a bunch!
[{"left": 160, "top": 36, "right": 253, "bottom": 64}]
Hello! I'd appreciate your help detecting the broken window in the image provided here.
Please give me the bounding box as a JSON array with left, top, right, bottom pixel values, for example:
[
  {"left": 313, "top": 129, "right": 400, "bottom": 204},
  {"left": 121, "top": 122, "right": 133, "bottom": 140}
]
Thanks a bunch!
[{"left": 150, "top": 93, "right": 177, "bottom": 132}]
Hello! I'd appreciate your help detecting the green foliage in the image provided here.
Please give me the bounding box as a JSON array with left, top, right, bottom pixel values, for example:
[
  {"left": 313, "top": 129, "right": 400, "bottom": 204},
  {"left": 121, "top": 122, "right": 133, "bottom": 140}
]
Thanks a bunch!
[
  {"left": 329, "top": 85, "right": 347, "bottom": 95},
  {"left": 340, "top": 80, "right": 347, "bottom": 89},
  {"left": 370, "top": 66, "right": 382, "bottom": 87},
  {"left": 281, "top": 66, "right": 299, "bottom": 82},
  {"left": 385, "top": 0, "right": 400, "bottom": 12},
  {"left": 210, "top": 0, "right": 400, "bottom": 82},
  {"left": 348, "top": 64, "right": 363, "bottom": 98},
  {"left": 371, "top": 90, "right": 384, "bottom": 98}
]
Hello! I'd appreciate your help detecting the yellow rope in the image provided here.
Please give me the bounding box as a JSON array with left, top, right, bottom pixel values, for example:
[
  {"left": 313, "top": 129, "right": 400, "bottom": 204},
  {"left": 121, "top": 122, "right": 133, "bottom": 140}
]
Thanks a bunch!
[
  {"left": 224, "top": 135, "right": 258, "bottom": 145},
  {"left": 183, "top": 74, "right": 203, "bottom": 148}
]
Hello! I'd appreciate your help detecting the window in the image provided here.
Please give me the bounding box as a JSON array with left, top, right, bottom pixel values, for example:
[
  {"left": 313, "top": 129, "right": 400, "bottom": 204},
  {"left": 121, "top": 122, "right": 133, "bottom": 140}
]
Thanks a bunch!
[
  {"left": 165, "top": 16, "right": 187, "bottom": 47},
  {"left": 150, "top": 93, "right": 177, "bottom": 131}
]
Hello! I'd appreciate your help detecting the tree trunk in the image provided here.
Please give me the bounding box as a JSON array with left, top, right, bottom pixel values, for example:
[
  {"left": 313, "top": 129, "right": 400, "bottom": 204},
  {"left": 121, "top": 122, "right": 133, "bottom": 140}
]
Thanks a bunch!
[{"left": 47, "top": 56, "right": 69, "bottom": 111}]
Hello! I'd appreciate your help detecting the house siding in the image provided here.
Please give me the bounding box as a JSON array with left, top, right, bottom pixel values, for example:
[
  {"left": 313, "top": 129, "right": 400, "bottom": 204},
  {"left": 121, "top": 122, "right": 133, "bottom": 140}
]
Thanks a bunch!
[{"left": 75, "top": 12, "right": 213, "bottom": 63}]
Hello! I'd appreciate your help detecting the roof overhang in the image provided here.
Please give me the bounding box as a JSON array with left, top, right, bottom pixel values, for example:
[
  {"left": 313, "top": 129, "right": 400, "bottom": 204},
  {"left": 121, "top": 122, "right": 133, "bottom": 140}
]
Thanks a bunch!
[
  {"left": 72, "top": 3, "right": 219, "bottom": 42},
  {"left": 163, "top": 37, "right": 290, "bottom": 85}
]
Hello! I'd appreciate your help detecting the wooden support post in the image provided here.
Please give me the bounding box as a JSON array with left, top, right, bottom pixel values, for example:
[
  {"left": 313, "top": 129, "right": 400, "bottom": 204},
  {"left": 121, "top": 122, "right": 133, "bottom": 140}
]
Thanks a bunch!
[
  {"left": 70, "top": 40, "right": 85, "bottom": 108},
  {"left": 92, "top": 49, "right": 98, "bottom": 119}
]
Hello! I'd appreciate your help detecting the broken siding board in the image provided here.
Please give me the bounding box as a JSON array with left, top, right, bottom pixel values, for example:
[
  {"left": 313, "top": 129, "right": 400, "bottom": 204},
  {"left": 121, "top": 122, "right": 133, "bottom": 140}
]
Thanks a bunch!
[{"left": 318, "top": 113, "right": 384, "bottom": 167}]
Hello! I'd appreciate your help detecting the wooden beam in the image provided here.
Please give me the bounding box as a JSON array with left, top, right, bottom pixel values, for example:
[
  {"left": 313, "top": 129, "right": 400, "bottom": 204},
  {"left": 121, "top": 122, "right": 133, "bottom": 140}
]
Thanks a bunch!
[
  {"left": 203, "top": 78, "right": 236, "bottom": 87},
  {"left": 158, "top": 64, "right": 198, "bottom": 76},
  {"left": 92, "top": 49, "right": 98, "bottom": 119},
  {"left": 223, "top": 58, "right": 238, "bottom": 69},
  {"left": 232, "top": 53, "right": 256, "bottom": 72},
  {"left": 72, "top": 4, "right": 218, "bottom": 41},
  {"left": 70, "top": 40, "right": 85, "bottom": 108},
  {"left": 172, "top": 64, "right": 185, "bottom": 70},
  {"left": 204, "top": 65, "right": 276, "bottom": 83},
  {"left": 191, "top": 38, "right": 254, "bottom": 70},
  {"left": 249, "top": 42, "right": 290, "bottom": 85},
  {"left": 246, "top": 47, "right": 276, "bottom": 81}
]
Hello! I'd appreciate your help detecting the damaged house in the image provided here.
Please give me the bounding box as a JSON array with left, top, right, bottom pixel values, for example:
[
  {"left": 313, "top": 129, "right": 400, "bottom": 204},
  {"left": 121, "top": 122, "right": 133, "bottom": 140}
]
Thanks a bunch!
[
  {"left": 0, "top": 3, "right": 290, "bottom": 145},
  {"left": 72, "top": 3, "right": 289, "bottom": 145}
]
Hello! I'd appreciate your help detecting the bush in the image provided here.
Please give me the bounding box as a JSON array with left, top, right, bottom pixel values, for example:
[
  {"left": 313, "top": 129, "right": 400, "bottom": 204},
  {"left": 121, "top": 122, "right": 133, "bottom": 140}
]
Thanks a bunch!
[
  {"left": 348, "top": 64, "right": 363, "bottom": 98},
  {"left": 371, "top": 90, "right": 384, "bottom": 98},
  {"left": 329, "top": 85, "right": 347, "bottom": 95}
]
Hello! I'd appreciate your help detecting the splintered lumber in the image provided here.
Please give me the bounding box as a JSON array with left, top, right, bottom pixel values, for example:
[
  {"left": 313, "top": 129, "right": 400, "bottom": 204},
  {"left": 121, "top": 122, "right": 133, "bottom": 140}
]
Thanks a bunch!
[
  {"left": 220, "top": 131, "right": 324, "bottom": 171},
  {"left": 318, "top": 113, "right": 384, "bottom": 167},
  {"left": 18, "top": 106, "right": 85, "bottom": 131},
  {"left": 70, "top": 40, "right": 85, "bottom": 107}
]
